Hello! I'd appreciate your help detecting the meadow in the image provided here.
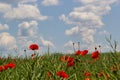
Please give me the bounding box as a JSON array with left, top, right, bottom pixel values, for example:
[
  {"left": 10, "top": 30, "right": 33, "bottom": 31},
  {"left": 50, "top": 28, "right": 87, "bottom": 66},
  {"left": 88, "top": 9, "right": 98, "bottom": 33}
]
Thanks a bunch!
[
  {"left": 0, "top": 51, "right": 120, "bottom": 80},
  {"left": 0, "top": 37, "right": 120, "bottom": 80}
]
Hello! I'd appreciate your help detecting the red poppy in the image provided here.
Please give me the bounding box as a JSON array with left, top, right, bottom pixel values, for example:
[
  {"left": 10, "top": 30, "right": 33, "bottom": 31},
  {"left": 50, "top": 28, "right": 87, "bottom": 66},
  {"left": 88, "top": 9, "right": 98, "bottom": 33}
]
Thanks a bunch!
[
  {"left": 85, "top": 78, "right": 91, "bottom": 80},
  {"left": 0, "top": 66, "right": 4, "bottom": 72},
  {"left": 98, "top": 72, "right": 104, "bottom": 77},
  {"left": 84, "top": 72, "right": 92, "bottom": 77},
  {"left": 75, "top": 50, "right": 81, "bottom": 56},
  {"left": 47, "top": 71, "right": 51, "bottom": 77},
  {"left": 56, "top": 70, "right": 68, "bottom": 79},
  {"left": 91, "top": 50, "right": 100, "bottom": 59},
  {"left": 67, "top": 57, "right": 74, "bottom": 63},
  {"left": 60, "top": 56, "right": 69, "bottom": 62},
  {"left": 4, "top": 63, "right": 16, "bottom": 70},
  {"left": 67, "top": 61, "right": 75, "bottom": 67},
  {"left": 81, "top": 50, "right": 88, "bottom": 56},
  {"left": 29, "top": 44, "right": 39, "bottom": 50}
]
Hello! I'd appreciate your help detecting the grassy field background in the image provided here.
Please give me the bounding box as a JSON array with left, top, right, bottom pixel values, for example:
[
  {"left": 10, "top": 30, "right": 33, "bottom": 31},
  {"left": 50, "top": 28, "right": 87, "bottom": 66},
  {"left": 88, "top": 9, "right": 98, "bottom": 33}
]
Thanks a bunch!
[
  {"left": 0, "top": 51, "right": 120, "bottom": 80},
  {"left": 0, "top": 36, "right": 120, "bottom": 80}
]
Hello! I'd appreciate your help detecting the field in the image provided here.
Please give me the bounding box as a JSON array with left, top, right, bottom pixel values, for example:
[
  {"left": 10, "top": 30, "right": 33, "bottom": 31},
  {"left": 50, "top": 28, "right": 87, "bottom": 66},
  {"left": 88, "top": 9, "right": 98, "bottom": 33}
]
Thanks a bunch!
[
  {"left": 0, "top": 51, "right": 120, "bottom": 80},
  {"left": 0, "top": 37, "right": 120, "bottom": 80}
]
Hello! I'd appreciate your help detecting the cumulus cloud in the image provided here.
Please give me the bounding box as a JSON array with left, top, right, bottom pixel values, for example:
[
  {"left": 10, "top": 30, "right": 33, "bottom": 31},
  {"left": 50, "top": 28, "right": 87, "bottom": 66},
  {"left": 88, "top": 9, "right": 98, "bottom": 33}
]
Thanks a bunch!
[
  {"left": 63, "top": 40, "right": 78, "bottom": 48},
  {"left": 40, "top": 37, "right": 55, "bottom": 48},
  {"left": 99, "top": 30, "right": 110, "bottom": 35},
  {"left": 0, "top": 2, "right": 11, "bottom": 13},
  {"left": 42, "top": 0, "right": 59, "bottom": 6},
  {"left": 65, "top": 26, "right": 79, "bottom": 36},
  {"left": 18, "top": 21, "right": 38, "bottom": 37},
  {"left": 0, "top": 3, "right": 48, "bottom": 20},
  {"left": 0, "top": 24, "right": 9, "bottom": 31},
  {"left": 0, "top": 0, "right": 37, "bottom": 4},
  {"left": 64, "top": 41, "right": 74, "bottom": 48},
  {"left": 65, "top": 26, "right": 96, "bottom": 44},
  {"left": 60, "top": 0, "right": 117, "bottom": 44},
  {"left": 0, "top": 32, "right": 17, "bottom": 50}
]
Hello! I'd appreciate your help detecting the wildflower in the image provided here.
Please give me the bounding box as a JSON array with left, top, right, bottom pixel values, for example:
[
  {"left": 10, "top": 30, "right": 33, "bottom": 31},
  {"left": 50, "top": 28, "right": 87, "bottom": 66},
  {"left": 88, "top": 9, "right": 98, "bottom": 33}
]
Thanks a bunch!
[
  {"left": 91, "top": 50, "right": 100, "bottom": 59},
  {"left": 0, "top": 66, "right": 4, "bottom": 72},
  {"left": 75, "top": 50, "right": 81, "bottom": 56},
  {"left": 85, "top": 78, "right": 91, "bottom": 80},
  {"left": 60, "top": 56, "right": 75, "bottom": 67},
  {"left": 84, "top": 72, "right": 92, "bottom": 77},
  {"left": 47, "top": 71, "right": 51, "bottom": 77},
  {"left": 81, "top": 50, "right": 88, "bottom": 56},
  {"left": 56, "top": 70, "right": 68, "bottom": 79},
  {"left": 67, "top": 57, "right": 74, "bottom": 62},
  {"left": 67, "top": 61, "right": 75, "bottom": 67},
  {"left": 4, "top": 63, "right": 16, "bottom": 70},
  {"left": 29, "top": 44, "right": 39, "bottom": 50},
  {"left": 60, "top": 56, "right": 69, "bottom": 62},
  {"left": 98, "top": 72, "right": 104, "bottom": 77}
]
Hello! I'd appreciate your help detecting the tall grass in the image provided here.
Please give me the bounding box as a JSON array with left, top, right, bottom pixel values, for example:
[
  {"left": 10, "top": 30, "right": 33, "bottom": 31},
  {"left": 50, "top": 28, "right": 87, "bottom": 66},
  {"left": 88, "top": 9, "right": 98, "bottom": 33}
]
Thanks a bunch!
[
  {"left": 0, "top": 36, "right": 120, "bottom": 80},
  {"left": 0, "top": 52, "right": 120, "bottom": 80}
]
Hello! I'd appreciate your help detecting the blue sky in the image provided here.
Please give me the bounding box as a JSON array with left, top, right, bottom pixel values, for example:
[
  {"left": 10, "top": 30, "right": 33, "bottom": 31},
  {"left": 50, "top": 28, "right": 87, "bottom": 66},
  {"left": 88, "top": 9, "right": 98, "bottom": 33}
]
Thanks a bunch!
[{"left": 0, "top": 0, "right": 120, "bottom": 57}]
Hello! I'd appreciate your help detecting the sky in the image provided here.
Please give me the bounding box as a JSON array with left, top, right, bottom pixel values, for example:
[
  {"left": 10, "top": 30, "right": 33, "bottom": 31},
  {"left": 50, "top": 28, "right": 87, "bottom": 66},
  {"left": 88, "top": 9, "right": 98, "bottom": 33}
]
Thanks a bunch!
[{"left": 0, "top": 0, "right": 120, "bottom": 57}]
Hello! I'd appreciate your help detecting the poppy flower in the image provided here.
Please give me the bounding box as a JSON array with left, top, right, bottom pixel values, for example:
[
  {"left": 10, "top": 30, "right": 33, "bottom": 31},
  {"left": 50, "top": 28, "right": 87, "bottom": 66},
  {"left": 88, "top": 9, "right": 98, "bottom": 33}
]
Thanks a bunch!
[
  {"left": 29, "top": 44, "right": 39, "bottom": 50},
  {"left": 85, "top": 78, "right": 91, "bottom": 80},
  {"left": 81, "top": 50, "right": 88, "bottom": 56},
  {"left": 75, "top": 50, "right": 81, "bottom": 56},
  {"left": 67, "top": 57, "right": 74, "bottom": 63},
  {"left": 0, "top": 66, "right": 4, "bottom": 72},
  {"left": 67, "top": 61, "right": 75, "bottom": 67},
  {"left": 97, "top": 72, "right": 104, "bottom": 77},
  {"left": 60, "top": 56, "right": 69, "bottom": 62},
  {"left": 4, "top": 63, "right": 16, "bottom": 70},
  {"left": 91, "top": 50, "right": 100, "bottom": 59},
  {"left": 56, "top": 70, "right": 68, "bottom": 79},
  {"left": 47, "top": 71, "right": 51, "bottom": 77},
  {"left": 84, "top": 72, "right": 92, "bottom": 77}
]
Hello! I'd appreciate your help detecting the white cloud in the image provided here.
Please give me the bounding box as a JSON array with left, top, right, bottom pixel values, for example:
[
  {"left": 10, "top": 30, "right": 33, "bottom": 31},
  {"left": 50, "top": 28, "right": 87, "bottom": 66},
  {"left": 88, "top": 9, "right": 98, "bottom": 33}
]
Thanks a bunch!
[
  {"left": 65, "top": 26, "right": 79, "bottom": 36},
  {"left": 0, "top": 2, "right": 11, "bottom": 13},
  {"left": 19, "top": 0, "right": 37, "bottom": 3},
  {"left": 42, "top": 0, "right": 59, "bottom": 6},
  {"left": 40, "top": 37, "right": 55, "bottom": 48},
  {"left": 65, "top": 27, "right": 96, "bottom": 44},
  {"left": 3, "top": 4, "right": 48, "bottom": 20},
  {"left": 63, "top": 41, "right": 74, "bottom": 48},
  {"left": 0, "top": 24, "right": 9, "bottom": 31},
  {"left": 0, "top": 0, "right": 37, "bottom": 4},
  {"left": 63, "top": 40, "right": 80, "bottom": 50},
  {"left": 60, "top": 0, "right": 117, "bottom": 44},
  {"left": 79, "top": 0, "right": 117, "bottom": 5},
  {"left": 0, "top": 32, "right": 17, "bottom": 50},
  {"left": 87, "top": 43, "right": 111, "bottom": 52},
  {"left": 18, "top": 20, "right": 38, "bottom": 37},
  {"left": 99, "top": 30, "right": 110, "bottom": 35}
]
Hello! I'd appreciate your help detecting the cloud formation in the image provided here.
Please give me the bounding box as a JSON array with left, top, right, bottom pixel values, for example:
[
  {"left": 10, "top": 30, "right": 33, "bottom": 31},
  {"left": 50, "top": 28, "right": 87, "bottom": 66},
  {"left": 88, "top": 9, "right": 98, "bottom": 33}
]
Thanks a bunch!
[
  {"left": 0, "top": 0, "right": 37, "bottom": 4},
  {"left": 0, "top": 32, "right": 16, "bottom": 50},
  {"left": 0, "top": 2, "right": 11, "bottom": 13},
  {"left": 42, "top": 0, "right": 59, "bottom": 6},
  {"left": 0, "top": 24, "right": 9, "bottom": 31},
  {"left": 60, "top": 0, "right": 117, "bottom": 44},
  {"left": 18, "top": 21, "right": 38, "bottom": 37},
  {"left": 0, "top": 3, "right": 48, "bottom": 20},
  {"left": 40, "top": 37, "right": 55, "bottom": 48},
  {"left": 3, "top": 4, "right": 48, "bottom": 20}
]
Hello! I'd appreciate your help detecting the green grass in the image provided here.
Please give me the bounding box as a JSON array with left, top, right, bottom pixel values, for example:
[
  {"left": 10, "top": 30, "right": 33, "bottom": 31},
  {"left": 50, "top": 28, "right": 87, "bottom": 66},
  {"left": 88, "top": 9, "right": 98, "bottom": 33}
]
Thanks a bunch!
[{"left": 0, "top": 52, "right": 120, "bottom": 80}]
